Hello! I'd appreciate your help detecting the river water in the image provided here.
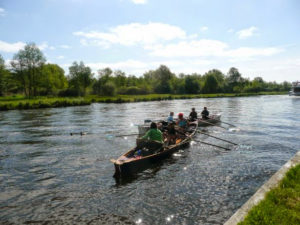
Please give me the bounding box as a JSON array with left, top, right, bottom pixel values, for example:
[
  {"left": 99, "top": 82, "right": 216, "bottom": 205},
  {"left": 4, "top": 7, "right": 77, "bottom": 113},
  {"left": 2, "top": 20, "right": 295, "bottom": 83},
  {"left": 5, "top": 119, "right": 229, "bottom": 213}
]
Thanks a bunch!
[{"left": 0, "top": 95, "right": 299, "bottom": 225}]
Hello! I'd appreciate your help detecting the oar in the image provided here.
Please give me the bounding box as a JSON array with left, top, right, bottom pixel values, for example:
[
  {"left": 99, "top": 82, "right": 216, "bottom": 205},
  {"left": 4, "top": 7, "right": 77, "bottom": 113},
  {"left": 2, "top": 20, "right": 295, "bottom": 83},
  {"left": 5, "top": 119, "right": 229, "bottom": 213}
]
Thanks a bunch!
[
  {"left": 197, "top": 130, "right": 238, "bottom": 145},
  {"left": 115, "top": 133, "right": 139, "bottom": 137},
  {"left": 219, "top": 120, "right": 236, "bottom": 127},
  {"left": 193, "top": 140, "right": 231, "bottom": 151},
  {"left": 198, "top": 119, "right": 228, "bottom": 130},
  {"left": 70, "top": 132, "right": 87, "bottom": 136}
]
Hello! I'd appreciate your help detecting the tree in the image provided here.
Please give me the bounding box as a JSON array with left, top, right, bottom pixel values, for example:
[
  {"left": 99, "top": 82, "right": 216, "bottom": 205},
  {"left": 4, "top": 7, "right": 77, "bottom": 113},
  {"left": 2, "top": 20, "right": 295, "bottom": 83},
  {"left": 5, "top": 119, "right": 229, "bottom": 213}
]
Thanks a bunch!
[
  {"left": 153, "top": 65, "right": 174, "bottom": 93},
  {"left": 184, "top": 75, "right": 200, "bottom": 94},
  {"left": 226, "top": 67, "right": 242, "bottom": 92},
  {"left": 202, "top": 74, "right": 219, "bottom": 93},
  {"left": 0, "top": 54, "right": 11, "bottom": 96},
  {"left": 68, "top": 61, "right": 93, "bottom": 96},
  {"left": 11, "top": 43, "right": 46, "bottom": 97},
  {"left": 39, "top": 64, "right": 68, "bottom": 95}
]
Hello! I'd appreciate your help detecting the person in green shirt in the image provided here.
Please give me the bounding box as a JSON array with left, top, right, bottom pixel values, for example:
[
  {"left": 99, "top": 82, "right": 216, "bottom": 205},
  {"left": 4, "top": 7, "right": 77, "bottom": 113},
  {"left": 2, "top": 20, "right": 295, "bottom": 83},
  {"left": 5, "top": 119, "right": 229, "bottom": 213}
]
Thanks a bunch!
[{"left": 141, "top": 122, "right": 163, "bottom": 143}]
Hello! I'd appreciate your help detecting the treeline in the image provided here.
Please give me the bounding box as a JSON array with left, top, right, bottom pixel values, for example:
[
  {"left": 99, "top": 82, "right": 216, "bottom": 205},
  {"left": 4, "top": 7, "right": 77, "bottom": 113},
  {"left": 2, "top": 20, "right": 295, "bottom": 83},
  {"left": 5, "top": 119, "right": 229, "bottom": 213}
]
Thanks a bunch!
[{"left": 0, "top": 43, "right": 291, "bottom": 97}]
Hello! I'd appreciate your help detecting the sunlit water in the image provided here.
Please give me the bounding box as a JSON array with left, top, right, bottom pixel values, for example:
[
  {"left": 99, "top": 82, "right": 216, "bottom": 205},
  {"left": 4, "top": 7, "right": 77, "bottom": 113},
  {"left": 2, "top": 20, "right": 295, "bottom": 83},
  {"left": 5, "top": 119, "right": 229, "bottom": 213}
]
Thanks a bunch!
[{"left": 1, "top": 95, "right": 299, "bottom": 224}]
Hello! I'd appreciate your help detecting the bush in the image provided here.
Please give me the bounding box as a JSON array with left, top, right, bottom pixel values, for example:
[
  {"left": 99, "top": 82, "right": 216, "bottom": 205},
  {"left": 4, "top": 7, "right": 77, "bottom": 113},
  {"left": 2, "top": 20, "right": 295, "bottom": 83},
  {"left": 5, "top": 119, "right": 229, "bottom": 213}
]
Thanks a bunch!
[
  {"left": 58, "top": 89, "right": 80, "bottom": 97},
  {"left": 101, "top": 82, "right": 116, "bottom": 96}
]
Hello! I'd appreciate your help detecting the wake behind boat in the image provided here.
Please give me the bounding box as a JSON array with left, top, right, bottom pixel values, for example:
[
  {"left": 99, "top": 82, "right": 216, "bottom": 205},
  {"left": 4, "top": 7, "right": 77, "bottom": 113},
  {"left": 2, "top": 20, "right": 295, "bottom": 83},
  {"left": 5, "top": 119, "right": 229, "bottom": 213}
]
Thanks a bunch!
[{"left": 111, "top": 121, "right": 198, "bottom": 177}]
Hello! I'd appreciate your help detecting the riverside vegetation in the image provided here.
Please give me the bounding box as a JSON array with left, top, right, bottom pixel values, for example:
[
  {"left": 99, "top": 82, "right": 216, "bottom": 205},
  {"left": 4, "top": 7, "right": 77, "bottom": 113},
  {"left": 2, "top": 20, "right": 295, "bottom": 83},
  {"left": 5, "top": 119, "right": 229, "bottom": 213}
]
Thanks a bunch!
[
  {"left": 0, "top": 43, "right": 291, "bottom": 110},
  {"left": 239, "top": 164, "right": 300, "bottom": 225},
  {"left": 0, "top": 92, "right": 286, "bottom": 111}
]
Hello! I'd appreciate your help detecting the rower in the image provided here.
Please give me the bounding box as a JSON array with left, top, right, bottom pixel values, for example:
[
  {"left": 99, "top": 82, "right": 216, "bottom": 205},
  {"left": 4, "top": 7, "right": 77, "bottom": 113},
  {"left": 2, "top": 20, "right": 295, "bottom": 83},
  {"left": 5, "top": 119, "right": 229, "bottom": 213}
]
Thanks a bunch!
[
  {"left": 189, "top": 108, "right": 198, "bottom": 121},
  {"left": 176, "top": 113, "right": 188, "bottom": 130},
  {"left": 167, "top": 112, "right": 174, "bottom": 123},
  {"left": 141, "top": 122, "right": 163, "bottom": 143},
  {"left": 201, "top": 107, "right": 209, "bottom": 119},
  {"left": 136, "top": 122, "right": 164, "bottom": 156}
]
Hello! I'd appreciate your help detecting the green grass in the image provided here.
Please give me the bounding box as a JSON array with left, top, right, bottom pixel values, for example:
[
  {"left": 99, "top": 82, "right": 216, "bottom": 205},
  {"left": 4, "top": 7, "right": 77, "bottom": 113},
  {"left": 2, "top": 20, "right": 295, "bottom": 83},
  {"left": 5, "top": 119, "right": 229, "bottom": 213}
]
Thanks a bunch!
[
  {"left": 238, "top": 164, "right": 300, "bottom": 225},
  {"left": 0, "top": 91, "right": 287, "bottom": 111}
]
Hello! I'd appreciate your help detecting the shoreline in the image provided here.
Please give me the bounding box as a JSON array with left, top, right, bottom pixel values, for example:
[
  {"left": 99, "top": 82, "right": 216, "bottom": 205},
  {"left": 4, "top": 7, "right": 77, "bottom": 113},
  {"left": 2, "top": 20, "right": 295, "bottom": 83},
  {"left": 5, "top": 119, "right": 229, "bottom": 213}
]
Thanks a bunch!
[
  {"left": 224, "top": 151, "right": 300, "bottom": 225},
  {"left": 0, "top": 92, "right": 287, "bottom": 111}
]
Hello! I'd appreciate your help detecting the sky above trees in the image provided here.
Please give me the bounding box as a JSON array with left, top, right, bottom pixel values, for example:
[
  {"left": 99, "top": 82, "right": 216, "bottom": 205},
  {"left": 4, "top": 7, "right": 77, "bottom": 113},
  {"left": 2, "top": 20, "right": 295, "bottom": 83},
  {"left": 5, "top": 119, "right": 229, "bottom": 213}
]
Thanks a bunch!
[{"left": 0, "top": 0, "right": 299, "bottom": 82}]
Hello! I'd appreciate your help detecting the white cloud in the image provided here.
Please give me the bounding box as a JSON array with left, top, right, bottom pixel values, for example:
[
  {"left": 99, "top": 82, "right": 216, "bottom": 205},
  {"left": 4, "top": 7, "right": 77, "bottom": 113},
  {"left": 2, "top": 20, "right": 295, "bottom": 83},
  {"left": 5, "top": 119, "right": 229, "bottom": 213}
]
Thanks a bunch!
[
  {"left": 0, "top": 8, "right": 5, "bottom": 16},
  {"left": 57, "top": 55, "right": 65, "bottom": 59},
  {"left": 38, "top": 42, "right": 55, "bottom": 50},
  {"left": 149, "top": 39, "right": 228, "bottom": 57},
  {"left": 200, "top": 26, "right": 208, "bottom": 32},
  {"left": 74, "top": 22, "right": 186, "bottom": 47},
  {"left": 147, "top": 39, "right": 282, "bottom": 59},
  {"left": 0, "top": 40, "right": 26, "bottom": 53},
  {"left": 227, "top": 47, "right": 283, "bottom": 58},
  {"left": 236, "top": 26, "right": 258, "bottom": 39},
  {"left": 227, "top": 28, "right": 234, "bottom": 33},
  {"left": 131, "top": 0, "right": 147, "bottom": 4},
  {"left": 59, "top": 45, "right": 71, "bottom": 49}
]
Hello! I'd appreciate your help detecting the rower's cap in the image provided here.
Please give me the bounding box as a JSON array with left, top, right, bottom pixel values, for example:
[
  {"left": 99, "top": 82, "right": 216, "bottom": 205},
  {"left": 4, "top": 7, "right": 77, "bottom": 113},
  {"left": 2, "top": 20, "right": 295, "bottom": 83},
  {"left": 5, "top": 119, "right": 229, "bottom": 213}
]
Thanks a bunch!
[{"left": 178, "top": 112, "right": 184, "bottom": 117}]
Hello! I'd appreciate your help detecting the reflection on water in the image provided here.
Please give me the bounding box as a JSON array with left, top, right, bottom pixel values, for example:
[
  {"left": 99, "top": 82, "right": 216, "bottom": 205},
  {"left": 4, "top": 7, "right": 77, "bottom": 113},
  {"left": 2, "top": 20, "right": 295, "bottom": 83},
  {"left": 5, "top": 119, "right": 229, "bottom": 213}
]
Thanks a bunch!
[{"left": 0, "top": 95, "right": 299, "bottom": 224}]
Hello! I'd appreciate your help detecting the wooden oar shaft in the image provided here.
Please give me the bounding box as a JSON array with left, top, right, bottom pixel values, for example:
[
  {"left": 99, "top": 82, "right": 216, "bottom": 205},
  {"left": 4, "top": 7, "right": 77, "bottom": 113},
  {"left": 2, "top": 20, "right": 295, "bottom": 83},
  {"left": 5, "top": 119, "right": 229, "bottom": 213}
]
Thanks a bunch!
[
  {"left": 197, "top": 131, "right": 238, "bottom": 145},
  {"left": 199, "top": 119, "right": 228, "bottom": 130},
  {"left": 219, "top": 120, "right": 236, "bottom": 127},
  {"left": 194, "top": 140, "right": 231, "bottom": 151},
  {"left": 70, "top": 132, "right": 87, "bottom": 136},
  {"left": 115, "top": 133, "right": 139, "bottom": 137}
]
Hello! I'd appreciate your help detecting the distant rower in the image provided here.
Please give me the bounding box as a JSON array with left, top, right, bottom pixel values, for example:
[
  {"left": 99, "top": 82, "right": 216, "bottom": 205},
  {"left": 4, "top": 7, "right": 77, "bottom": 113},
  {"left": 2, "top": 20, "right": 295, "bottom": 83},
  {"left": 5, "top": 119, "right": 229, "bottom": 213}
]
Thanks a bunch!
[
  {"left": 189, "top": 108, "right": 198, "bottom": 121},
  {"left": 201, "top": 107, "right": 209, "bottom": 119}
]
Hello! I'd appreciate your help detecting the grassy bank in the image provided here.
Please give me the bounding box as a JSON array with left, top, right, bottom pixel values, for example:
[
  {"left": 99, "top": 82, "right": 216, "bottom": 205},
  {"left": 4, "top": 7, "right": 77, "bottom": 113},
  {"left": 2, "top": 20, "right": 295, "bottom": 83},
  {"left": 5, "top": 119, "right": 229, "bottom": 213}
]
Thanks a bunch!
[
  {"left": 239, "top": 164, "right": 300, "bottom": 225},
  {"left": 0, "top": 92, "right": 286, "bottom": 111}
]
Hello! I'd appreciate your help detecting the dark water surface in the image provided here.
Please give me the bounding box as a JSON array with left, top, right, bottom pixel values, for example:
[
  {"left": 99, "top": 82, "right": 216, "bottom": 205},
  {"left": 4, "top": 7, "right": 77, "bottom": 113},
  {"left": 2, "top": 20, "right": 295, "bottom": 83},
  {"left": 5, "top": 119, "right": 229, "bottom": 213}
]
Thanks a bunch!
[{"left": 1, "top": 95, "right": 300, "bottom": 225}]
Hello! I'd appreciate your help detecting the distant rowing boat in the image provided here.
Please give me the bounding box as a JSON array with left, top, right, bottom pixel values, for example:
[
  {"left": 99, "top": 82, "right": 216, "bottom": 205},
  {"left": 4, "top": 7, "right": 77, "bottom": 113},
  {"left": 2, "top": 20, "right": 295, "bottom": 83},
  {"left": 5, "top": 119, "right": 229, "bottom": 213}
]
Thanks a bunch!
[
  {"left": 137, "top": 114, "right": 221, "bottom": 135},
  {"left": 197, "top": 114, "right": 221, "bottom": 126},
  {"left": 111, "top": 122, "right": 198, "bottom": 177}
]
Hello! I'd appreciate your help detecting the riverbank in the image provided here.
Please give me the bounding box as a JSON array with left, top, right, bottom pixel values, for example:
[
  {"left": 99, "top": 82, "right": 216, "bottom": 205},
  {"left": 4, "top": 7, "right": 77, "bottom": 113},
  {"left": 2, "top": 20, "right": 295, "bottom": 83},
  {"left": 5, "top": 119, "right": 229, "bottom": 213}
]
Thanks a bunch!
[
  {"left": 239, "top": 164, "right": 300, "bottom": 225},
  {"left": 225, "top": 151, "right": 300, "bottom": 225},
  {"left": 0, "top": 92, "right": 286, "bottom": 111}
]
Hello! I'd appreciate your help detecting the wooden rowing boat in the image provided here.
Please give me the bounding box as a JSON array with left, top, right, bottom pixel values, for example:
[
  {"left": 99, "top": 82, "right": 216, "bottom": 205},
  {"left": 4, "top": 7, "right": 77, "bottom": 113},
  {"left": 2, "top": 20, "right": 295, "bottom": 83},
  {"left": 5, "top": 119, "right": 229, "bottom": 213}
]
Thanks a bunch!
[
  {"left": 111, "top": 122, "right": 198, "bottom": 177},
  {"left": 198, "top": 114, "right": 221, "bottom": 126}
]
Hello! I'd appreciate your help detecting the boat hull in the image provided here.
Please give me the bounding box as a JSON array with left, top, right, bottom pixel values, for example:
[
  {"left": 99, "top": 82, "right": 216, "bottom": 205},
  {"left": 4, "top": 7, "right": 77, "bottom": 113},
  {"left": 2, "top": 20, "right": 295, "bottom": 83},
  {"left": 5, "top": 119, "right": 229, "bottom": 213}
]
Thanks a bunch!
[
  {"left": 198, "top": 114, "right": 221, "bottom": 126},
  {"left": 113, "top": 140, "right": 190, "bottom": 177},
  {"left": 113, "top": 122, "right": 197, "bottom": 177}
]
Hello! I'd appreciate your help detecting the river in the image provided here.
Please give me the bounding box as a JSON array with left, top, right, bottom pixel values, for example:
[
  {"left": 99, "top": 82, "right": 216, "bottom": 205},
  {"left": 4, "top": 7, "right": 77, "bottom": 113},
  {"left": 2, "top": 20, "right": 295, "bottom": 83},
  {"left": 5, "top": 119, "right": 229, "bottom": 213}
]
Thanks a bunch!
[{"left": 0, "top": 95, "right": 299, "bottom": 224}]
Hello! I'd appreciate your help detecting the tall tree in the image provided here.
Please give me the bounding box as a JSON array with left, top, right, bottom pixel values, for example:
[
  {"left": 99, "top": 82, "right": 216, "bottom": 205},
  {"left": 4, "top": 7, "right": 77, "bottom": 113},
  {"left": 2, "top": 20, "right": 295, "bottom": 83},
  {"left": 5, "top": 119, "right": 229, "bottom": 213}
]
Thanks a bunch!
[
  {"left": 184, "top": 75, "right": 200, "bottom": 94},
  {"left": 202, "top": 74, "right": 219, "bottom": 93},
  {"left": 68, "top": 61, "right": 93, "bottom": 96},
  {"left": 226, "top": 67, "right": 242, "bottom": 92},
  {"left": 153, "top": 65, "right": 174, "bottom": 93},
  {"left": 40, "top": 64, "right": 68, "bottom": 95},
  {"left": 11, "top": 43, "right": 46, "bottom": 97},
  {"left": 0, "top": 54, "right": 10, "bottom": 96}
]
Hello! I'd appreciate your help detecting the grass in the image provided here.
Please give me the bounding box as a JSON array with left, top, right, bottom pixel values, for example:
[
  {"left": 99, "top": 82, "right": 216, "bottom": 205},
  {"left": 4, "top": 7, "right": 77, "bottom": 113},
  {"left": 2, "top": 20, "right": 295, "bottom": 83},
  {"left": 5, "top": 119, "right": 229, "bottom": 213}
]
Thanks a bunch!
[
  {"left": 0, "top": 91, "right": 287, "bottom": 111},
  {"left": 238, "top": 164, "right": 300, "bottom": 225}
]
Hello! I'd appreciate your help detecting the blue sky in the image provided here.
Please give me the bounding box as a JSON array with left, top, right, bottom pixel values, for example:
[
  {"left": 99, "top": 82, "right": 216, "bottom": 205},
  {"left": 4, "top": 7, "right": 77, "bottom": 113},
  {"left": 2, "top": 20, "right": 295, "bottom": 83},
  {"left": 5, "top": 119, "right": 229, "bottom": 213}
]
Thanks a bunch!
[{"left": 0, "top": 0, "right": 299, "bottom": 82}]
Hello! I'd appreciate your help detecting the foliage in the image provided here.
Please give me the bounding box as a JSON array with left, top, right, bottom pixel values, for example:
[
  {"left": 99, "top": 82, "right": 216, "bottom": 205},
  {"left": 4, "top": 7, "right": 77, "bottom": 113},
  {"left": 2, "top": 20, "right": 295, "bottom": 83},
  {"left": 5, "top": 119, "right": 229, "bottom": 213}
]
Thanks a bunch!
[
  {"left": 0, "top": 45, "right": 292, "bottom": 98},
  {"left": 39, "top": 63, "right": 68, "bottom": 95},
  {"left": 10, "top": 43, "right": 46, "bottom": 97},
  {"left": 68, "top": 61, "right": 93, "bottom": 96}
]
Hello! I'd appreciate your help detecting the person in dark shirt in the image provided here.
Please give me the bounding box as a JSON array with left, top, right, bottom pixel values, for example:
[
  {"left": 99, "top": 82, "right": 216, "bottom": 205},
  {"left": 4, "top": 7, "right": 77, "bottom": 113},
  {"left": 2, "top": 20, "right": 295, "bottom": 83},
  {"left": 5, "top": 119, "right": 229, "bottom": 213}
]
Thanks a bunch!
[
  {"left": 201, "top": 107, "right": 209, "bottom": 119},
  {"left": 189, "top": 108, "right": 198, "bottom": 121}
]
